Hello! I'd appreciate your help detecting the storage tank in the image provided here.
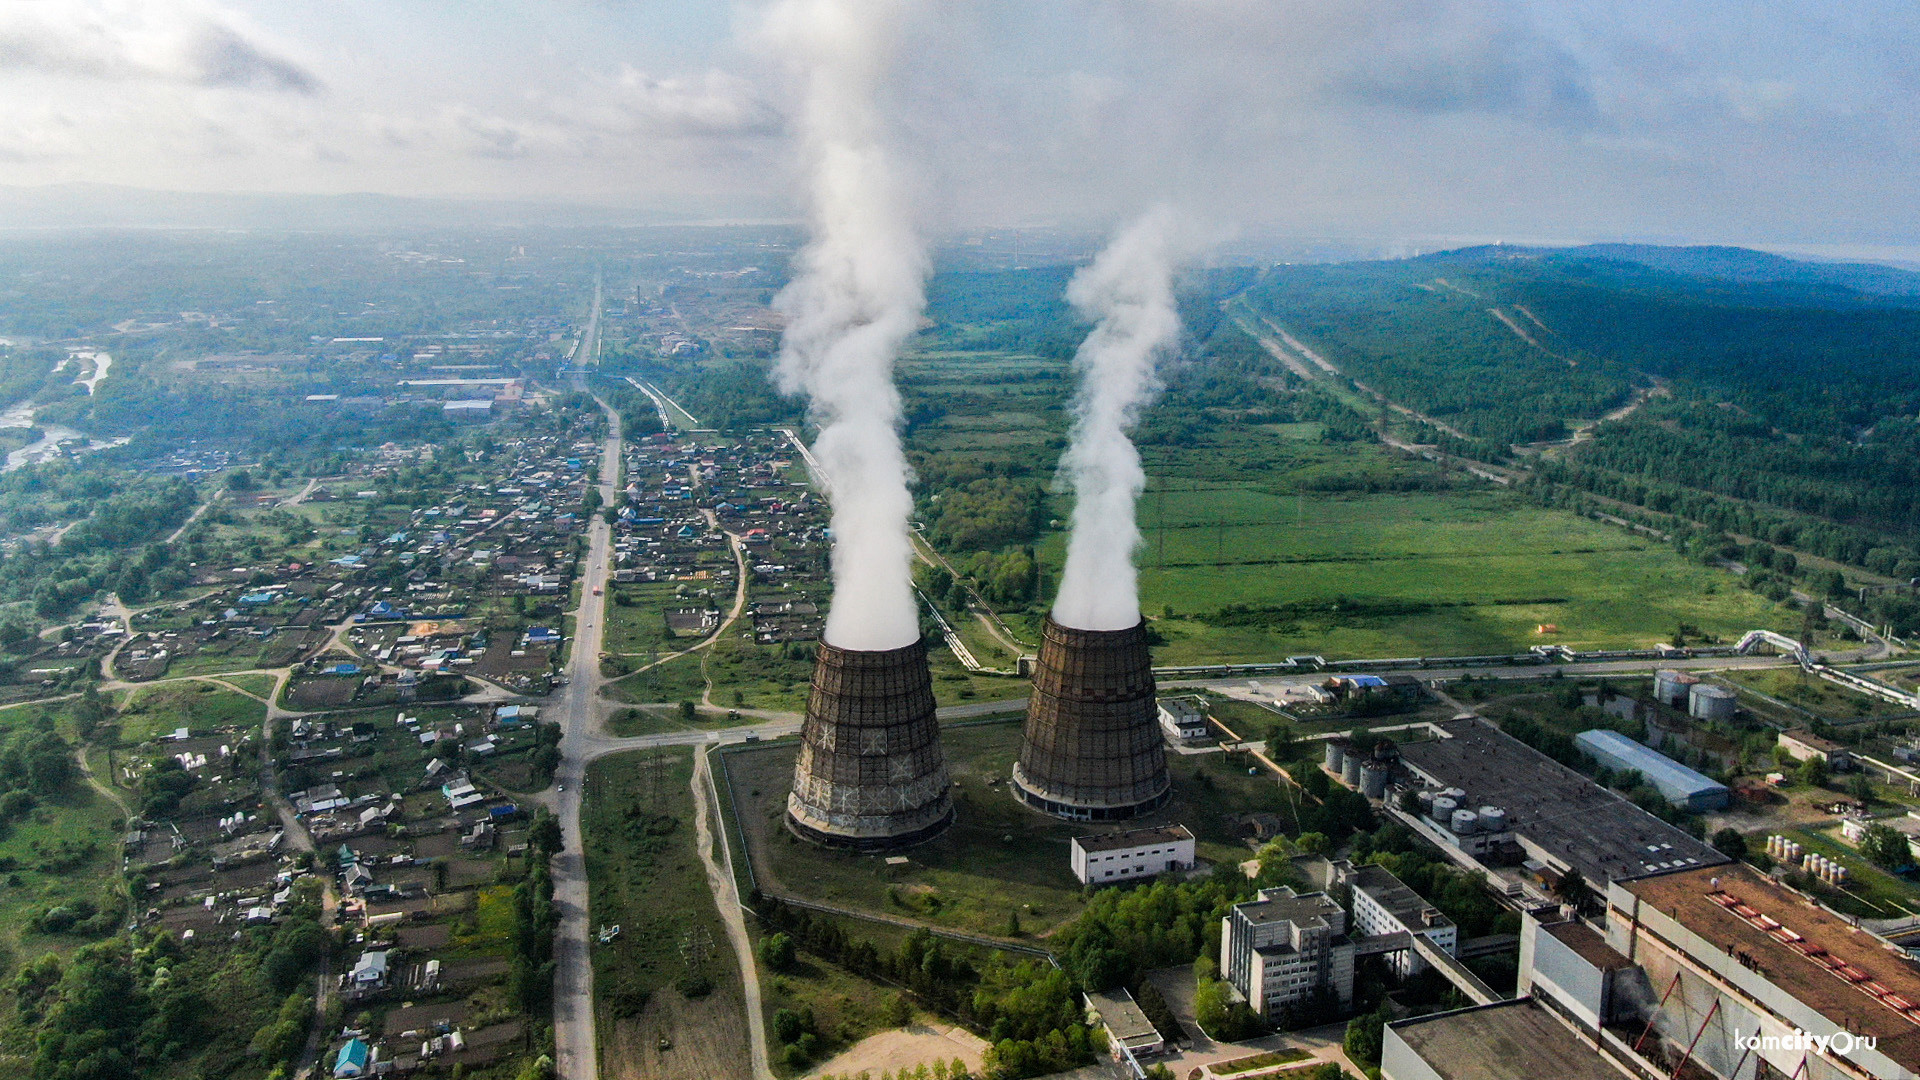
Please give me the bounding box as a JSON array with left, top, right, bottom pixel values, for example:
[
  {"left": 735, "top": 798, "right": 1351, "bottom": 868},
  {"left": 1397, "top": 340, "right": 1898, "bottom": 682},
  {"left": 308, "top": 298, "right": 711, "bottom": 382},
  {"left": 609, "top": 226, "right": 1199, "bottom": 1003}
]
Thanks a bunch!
[
  {"left": 1342, "top": 754, "right": 1365, "bottom": 787},
  {"left": 1325, "top": 738, "right": 1349, "bottom": 773},
  {"left": 1361, "top": 761, "right": 1390, "bottom": 800},
  {"left": 1443, "top": 787, "right": 1467, "bottom": 802},
  {"left": 1478, "top": 806, "right": 1507, "bottom": 833},
  {"left": 1450, "top": 809, "right": 1480, "bottom": 835},
  {"left": 1688, "top": 683, "right": 1737, "bottom": 721},
  {"left": 1431, "top": 796, "right": 1459, "bottom": 821},
  {"left": 1653, "top": 669, "right": 1696, "bottom": 706}
]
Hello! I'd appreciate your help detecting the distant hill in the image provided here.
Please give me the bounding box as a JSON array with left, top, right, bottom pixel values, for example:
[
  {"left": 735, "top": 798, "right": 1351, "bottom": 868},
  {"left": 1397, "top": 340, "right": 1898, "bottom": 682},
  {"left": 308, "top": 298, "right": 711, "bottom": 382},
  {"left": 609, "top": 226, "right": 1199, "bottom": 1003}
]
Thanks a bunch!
[
  {"left": 1562, "top": 243, "right": 1920, "bottom": 300},
  {"left": 0, "top": 183, "right": 693, "bottom": 231}
]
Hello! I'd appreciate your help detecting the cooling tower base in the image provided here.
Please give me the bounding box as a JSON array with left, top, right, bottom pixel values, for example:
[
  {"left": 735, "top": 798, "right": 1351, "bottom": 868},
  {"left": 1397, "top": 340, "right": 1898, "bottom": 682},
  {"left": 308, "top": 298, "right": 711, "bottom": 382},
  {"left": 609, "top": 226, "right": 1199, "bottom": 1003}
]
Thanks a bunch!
[
  {"left": 785, "top": 796, "right": 956, "bottom": 851},
  {"left": 1011, "top": 767, "right": 1171, "bottom": 822}
]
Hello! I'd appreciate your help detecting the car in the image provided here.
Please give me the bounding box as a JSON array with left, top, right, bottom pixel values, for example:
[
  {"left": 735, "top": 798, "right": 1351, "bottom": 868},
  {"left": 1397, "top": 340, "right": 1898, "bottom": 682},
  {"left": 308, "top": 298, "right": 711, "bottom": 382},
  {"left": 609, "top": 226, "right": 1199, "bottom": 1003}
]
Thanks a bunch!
[
  {"left": 592, "top": 587, "right": 603, "bottom": 595},
  {"left": 742, "top": 731, "right": 759, "bottom": 742}
]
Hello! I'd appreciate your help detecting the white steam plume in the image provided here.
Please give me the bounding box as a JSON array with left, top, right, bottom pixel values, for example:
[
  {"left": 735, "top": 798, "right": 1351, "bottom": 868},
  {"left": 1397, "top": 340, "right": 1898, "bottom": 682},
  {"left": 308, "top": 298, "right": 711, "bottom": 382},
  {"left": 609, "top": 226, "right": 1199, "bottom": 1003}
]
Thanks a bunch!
[
  {"left": 765, "top": 0, "right": 927, "bottom": 651},
  {"left": 1051, "top": 208, "right": 1194, "bottom": 631}
]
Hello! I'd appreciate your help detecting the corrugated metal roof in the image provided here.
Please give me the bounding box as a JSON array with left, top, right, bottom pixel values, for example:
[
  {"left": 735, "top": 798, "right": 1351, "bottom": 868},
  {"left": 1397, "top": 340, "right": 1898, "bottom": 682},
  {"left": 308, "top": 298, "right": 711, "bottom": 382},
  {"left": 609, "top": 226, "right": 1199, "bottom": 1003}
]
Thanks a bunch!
[{"left": 1574, "top": 728, "right": 1728, "bottom": 803}]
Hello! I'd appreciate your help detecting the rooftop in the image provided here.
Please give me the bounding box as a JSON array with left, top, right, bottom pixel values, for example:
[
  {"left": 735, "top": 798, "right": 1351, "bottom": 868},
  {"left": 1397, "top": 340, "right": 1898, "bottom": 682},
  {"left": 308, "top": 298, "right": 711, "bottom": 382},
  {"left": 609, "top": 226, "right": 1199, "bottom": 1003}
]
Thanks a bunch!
[
  {"left": 1399, "top": 719, "right": 1729, "bottom": 884},
  {"left": 1389, "top": 999, "right": 1623, "bottom": 1080},
  {"left": 1540, "top": 919, "right": 1632, "bottom": 972},
  {"left": 1350, "top": 863, "right": 1452, "bottom": 930},
  {"left": 1073, "top": 825, "right": 1195, "bottom": 854},
  {"left": 1621, "top": 863, "right": 1920, "bottom": 1072},
  {"left": 1574, "top": 728, "right": 1728, "bottom": 801},
  {"left": 1233, "top": 886, "right": 1342, "bottom": 929},
  {"left": 1084, "top": 988, "right": 1160, "bottom": 1048}
]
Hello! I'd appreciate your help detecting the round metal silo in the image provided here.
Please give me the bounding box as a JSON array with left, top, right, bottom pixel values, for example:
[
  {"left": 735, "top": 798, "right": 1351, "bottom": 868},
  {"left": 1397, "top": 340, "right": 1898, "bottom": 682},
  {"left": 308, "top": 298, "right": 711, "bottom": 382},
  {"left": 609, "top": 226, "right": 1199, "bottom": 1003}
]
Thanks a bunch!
[
  {"left": 1450, "top": 809, "right": 1480, "bottom": 834},
  {"left": 1361, "top": 761, "right": 1390, "bottom": 800},
  {"left": 1324, "top": 738, "right": 1349, "bottom": 773},
  {"left": 1342, "top": 753, "right": 1365, "bottom": 787},
  {"left": 1688, "top": 683, "right": 1737, "bottom": 720}
]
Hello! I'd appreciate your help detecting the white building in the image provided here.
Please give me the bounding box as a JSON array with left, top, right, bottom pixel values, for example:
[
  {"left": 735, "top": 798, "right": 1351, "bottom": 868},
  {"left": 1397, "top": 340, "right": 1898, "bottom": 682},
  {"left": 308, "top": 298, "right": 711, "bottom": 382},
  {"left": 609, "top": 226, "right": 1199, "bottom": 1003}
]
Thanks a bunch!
[
  {"left": 1157, "top": 697, "right": 1211, "bottom": 743},
  {"left": 1337, "top": 861, "right": 1458, "bottom": 978},
  {"left": 1220, "top": 887, "right": 1355, "bottom": 1020},
  {"left": 1070, "top": 825, "right": 1196, "bottom": 885}
]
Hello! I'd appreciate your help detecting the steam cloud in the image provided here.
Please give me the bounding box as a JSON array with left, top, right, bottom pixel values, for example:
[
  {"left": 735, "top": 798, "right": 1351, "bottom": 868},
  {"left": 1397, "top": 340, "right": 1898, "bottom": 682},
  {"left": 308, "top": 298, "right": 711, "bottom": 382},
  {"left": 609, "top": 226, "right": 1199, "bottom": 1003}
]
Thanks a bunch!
[
  {"left": 766, "top": 0, "right": 927, "bottom": 651},
  {"left": 1051, "top": 209, "right": 1193, "bottom": 631}
]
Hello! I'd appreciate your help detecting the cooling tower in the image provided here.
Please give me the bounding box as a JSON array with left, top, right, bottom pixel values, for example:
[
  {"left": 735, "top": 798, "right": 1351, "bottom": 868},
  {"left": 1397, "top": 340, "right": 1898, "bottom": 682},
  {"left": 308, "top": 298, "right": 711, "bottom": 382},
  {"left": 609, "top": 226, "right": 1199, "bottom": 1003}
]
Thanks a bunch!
[
  {"left": 1012, "top": 616, "right": 1171, "bottom": 821},
  {"left": 787, "top": 637, "right": 954, "bottom": 850}
]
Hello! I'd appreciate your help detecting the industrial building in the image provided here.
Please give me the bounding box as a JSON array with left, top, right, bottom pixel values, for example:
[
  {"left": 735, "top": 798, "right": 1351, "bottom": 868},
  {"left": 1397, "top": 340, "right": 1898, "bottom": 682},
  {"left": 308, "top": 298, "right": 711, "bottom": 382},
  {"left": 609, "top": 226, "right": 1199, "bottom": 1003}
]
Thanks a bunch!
[
  {"left": 1382, "top": 998, "right": 1626, "bottom": 1080},
  {"left": 1014, "top": 618, "right": 1171, "bottom": 821},
  {"left": 1399, "top": 719, "right": 1728, "bottom": 886},
  {"left": 1069, "top": 825, "right": 1195, "bottom": 885},
  {"left": 1156, "top": 696, "right": 1211, "bottom": 744},
  {"left": 1603, "top": 863, "right": 1920, "bottom": 1079},
  {"left": 1219, "top": 887, "right": 1355, "bottom": 1020},
  {"left": 1336, "top": 861, "right": 1458, "bottom": 978},
  {"left": 1779, "top": 729, "right": 1854, "bottom": 771},
  {"left": 786, "top": 638, "right": 954, "bottom": 850},
  {"left": 1573, "top": 728, "right": 1730, "bottom": 811}
]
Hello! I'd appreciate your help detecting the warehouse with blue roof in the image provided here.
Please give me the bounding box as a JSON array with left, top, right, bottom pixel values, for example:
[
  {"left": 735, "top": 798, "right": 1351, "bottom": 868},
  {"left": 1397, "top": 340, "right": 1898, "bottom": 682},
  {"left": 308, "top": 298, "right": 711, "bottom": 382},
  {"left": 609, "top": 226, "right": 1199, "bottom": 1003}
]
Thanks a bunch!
[{"left": 1574, "top": 729, "right": 1729, "bottom": 811}]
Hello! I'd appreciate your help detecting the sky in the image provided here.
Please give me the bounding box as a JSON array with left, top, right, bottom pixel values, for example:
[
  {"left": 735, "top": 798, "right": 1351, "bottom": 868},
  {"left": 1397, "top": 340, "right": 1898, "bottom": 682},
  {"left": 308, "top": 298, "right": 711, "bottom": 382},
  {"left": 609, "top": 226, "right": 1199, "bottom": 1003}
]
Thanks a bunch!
[{"left": 0, "top": 0, "right": 1917, "bottom": 246}]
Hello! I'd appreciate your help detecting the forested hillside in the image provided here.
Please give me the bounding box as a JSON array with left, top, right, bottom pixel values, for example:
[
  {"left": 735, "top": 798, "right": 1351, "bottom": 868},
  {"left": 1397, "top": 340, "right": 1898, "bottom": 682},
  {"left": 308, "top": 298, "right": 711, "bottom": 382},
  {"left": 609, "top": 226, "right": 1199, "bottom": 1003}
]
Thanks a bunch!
[{"left": 1237, "top": 245, "right": 1920, "bottom": 628}]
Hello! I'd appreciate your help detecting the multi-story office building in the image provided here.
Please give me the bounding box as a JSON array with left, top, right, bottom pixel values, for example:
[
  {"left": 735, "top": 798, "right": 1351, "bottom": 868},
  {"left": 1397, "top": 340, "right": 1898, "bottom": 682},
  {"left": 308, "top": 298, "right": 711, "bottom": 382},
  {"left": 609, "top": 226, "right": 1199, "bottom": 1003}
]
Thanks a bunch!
[{"left": 1219, "top": 887, "right": 1355, "bottom": 1020}]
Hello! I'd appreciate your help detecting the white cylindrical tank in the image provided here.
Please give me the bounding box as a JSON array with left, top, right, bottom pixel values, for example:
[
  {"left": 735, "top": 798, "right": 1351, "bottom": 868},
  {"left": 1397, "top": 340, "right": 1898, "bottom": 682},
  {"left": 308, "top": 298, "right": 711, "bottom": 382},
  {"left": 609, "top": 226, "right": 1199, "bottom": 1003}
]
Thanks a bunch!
[
  {"left": 1478, "top": 806, "right": 1508, "bottom": 832},
  {"left": 1416, "top": 789, "right": 1435, "bottom": 806},
  {"left": 1689, "top": 683, "right": 1737, "bottom": 720},
  {"left": 1431, "top": 796, "right": 1459, "bottom": 820},
  {"left": 1450, "top": 809, "right": 1480, "bottom": 835},
  {"left": 1443, "top": 787, "right": 1467, "bottom": 802},
  {"left": 1361, "top": 762, "right": 1390, "bottom": 800}
]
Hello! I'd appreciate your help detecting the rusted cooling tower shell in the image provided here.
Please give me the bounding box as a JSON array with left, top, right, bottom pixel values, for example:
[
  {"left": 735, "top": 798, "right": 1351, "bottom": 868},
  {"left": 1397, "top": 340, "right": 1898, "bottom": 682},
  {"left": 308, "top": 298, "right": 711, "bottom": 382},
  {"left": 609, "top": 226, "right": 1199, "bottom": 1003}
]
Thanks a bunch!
[
  {"left": 786, "top": 637, "right": 954, "bottom": 850},
  {"left": 1013, "top": 617, "right": 1171, "bottom": 820}
]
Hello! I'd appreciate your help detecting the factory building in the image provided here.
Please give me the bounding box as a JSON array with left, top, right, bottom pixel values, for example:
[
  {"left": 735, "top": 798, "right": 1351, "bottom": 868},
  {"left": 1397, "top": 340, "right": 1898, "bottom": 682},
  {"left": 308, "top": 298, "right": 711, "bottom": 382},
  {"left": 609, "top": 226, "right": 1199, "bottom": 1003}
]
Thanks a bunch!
[
  {"left": 1573, "top": 728, "right": 1730, "bottom": 811},
  {"left": 1382, "top": 998, "right": 1626, "bottom": 1080},
  {"left": 1014, "top": 618, "right": 1170, "bottom": 821},
  {"left": 1399, "top": 719, "right": 1727, "bottom": 887},
  {"left": 786, "top": 638, "right": 954, "bottom": 850},
  {"left": 1219, "top": 887, "right": 1355, "bottom": 1020},
  {"left": 1156, "top": 696, "right": 1211, "bottom": 744},
  {"left": 1604, "top": 863, "right": 1920, "bottom": 1080}
]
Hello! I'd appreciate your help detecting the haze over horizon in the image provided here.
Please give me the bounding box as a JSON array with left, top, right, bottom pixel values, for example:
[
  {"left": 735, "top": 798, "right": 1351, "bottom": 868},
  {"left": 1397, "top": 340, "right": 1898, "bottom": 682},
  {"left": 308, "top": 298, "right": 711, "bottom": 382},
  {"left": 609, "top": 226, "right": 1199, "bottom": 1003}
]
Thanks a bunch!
[{"left": 0, "top": 2, "right": 1915, "bottom": 248}]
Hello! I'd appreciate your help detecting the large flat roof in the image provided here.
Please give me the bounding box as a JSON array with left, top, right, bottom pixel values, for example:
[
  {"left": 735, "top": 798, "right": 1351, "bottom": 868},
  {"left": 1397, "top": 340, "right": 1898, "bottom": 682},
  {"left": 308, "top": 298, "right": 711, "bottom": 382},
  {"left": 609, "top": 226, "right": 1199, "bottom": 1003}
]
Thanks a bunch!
[
  {"left": 1399, "top": 719, "right": 1728, "bottom": 884},
  {"left": 1073, "top": 825, "right": 1194, "bottom": 854},
  {"left": 1622, "top": 863, "right": 1920, "bottom": 1073},
  {"left": 1389, "top": 999, "right": 1623, "bottom": 1080}
]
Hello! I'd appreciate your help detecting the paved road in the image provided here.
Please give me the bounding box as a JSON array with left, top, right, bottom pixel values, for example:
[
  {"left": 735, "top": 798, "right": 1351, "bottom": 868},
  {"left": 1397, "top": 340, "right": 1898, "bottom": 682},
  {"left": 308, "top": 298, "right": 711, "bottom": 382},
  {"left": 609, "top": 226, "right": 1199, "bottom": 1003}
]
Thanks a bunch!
[{"left": 551, "top": 347, "right": 620, "bottom": 1080}]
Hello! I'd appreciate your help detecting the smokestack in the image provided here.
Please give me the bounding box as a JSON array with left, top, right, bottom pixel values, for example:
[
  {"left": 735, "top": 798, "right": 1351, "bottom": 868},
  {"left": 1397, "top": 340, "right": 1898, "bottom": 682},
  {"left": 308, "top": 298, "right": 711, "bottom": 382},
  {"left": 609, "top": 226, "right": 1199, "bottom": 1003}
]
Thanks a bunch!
[
  {"left": 1012, "top": 616, "right": 1170, "bottom": 821},
  {"left": 788, "top": 637, "right": 954, "bottom": 849}
]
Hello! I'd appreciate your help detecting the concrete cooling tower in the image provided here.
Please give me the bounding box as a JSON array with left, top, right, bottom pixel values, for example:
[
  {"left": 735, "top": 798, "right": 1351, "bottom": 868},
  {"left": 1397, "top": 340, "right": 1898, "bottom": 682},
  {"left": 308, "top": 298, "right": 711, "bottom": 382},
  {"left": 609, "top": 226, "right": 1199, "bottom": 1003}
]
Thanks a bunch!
[
  {"left": 787, "top": 637, "right": 954, "bottom": 850},
  {"left": 1012, "top": 617, "right": 1171, "bottom": 820}
]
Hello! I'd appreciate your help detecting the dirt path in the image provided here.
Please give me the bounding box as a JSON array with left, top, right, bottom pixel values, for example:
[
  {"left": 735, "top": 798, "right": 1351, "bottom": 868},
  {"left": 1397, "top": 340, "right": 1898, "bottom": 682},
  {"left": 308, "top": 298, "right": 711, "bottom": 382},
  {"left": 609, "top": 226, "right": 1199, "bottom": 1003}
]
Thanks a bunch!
[
  {"left": 692, "top": 745, "right": 772, "bottom": 1079},
  {"left": 166, "top": 489, "right": 222, "bottom": 544}
]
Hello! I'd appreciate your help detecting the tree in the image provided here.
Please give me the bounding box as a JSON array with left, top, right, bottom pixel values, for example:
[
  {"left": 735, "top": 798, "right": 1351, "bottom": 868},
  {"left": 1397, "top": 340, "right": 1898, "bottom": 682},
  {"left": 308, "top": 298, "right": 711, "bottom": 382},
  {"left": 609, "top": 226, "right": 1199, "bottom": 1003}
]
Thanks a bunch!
[
  {"left": 1554, "top": 868, "right": 1599, "bottom": 917},
  {"left": 1860, "top": 823, "right": 1912, "bottom": 869},
  {"left": 1799, "top": 755, "right": 1830, "bottom": 789},
  {"left": 1294, "top": 832, "right": 1331, "bottom": 857},
  {"left": 884, "top": 992, "right": 913, "bottom": 1028},
  {"left": 1344, "top": 1002, "right": 1390, "bottom": 1069},
  {"left": 1710, "top": 828, "right": 1748, "bottom": 861},
  {"left": 758, "top": 932, "right": 796, "bottom": 972},
  {"left": 679, "top": 700, "right": 697, "bottom": 723}
]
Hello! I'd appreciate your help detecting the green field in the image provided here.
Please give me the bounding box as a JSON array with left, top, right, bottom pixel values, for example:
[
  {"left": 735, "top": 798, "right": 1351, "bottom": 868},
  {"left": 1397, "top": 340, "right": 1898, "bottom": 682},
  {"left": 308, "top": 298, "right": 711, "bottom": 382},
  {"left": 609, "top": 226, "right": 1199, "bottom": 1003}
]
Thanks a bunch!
[
  {"left": 115, "top": 681, "right": 267, "bottom": 743},
  {"left": 584, "top": 748, "right": 743, "bottom": 1027},
  {"left": 724, "top": 720, "right": 1297, "bottom": 939},
  {"left": 1047, "top": 486, "right": 1790, "bottom": 662}
]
